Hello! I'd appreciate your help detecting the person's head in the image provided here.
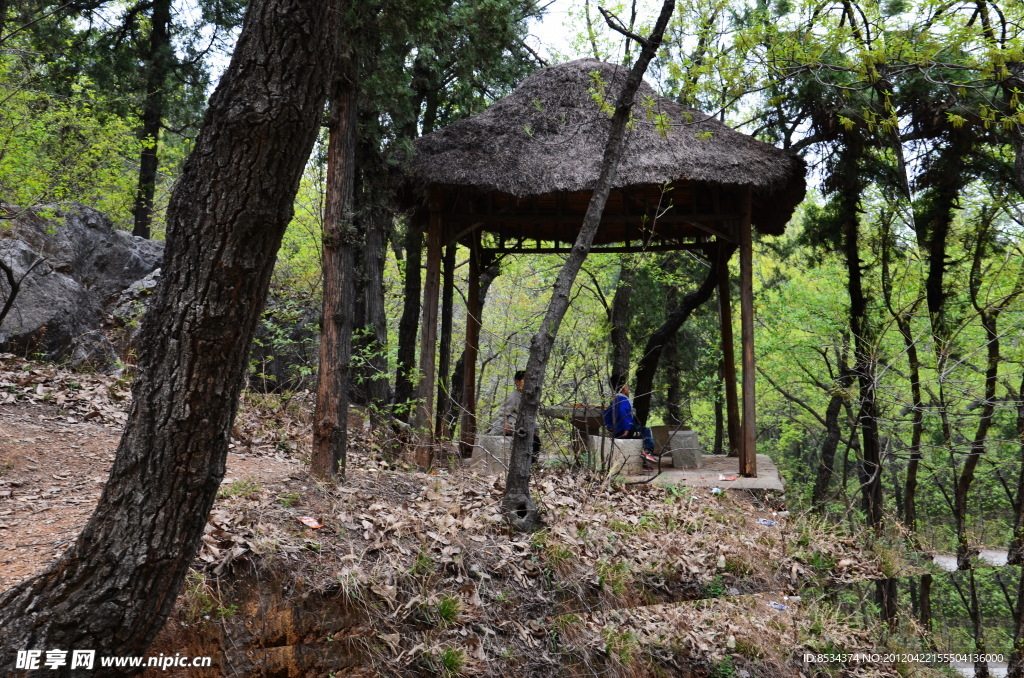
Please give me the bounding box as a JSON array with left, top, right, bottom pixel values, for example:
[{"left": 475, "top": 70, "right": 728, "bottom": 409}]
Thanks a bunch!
[
  {"left": 514, "top": 369, "right": 526, "bottom": 390},
  {"left": 611, "top": 374, "right": 629, "bottom": 396}
]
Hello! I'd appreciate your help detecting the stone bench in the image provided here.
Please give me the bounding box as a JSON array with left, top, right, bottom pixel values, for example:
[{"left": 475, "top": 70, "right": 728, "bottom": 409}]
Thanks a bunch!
[
  {"left": 468, "top": 435, "right": 512, "bottom": 476},
  {"left": 586, "top": 435, "right": 646, "bottom": 475},
  {"left": 667, "top": 430, "right": 703, "bottom": 468}
]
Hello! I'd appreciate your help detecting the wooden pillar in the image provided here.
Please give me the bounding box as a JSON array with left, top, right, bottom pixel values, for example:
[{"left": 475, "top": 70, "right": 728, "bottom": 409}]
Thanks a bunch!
[
  {"left": 460, "top": 235, "right": 482, "bottom": 456},
  {"left": 739, "top": 189, "right": 757, "bottom": 477},
  {"left": 718, "top": 240, "right": 740, "bottom": 458},
  {"left": 435, "top": 243, "right": 456, "bottom": 436},
  {"left": 414, "top": 191, "right": 443, "bottom": 435}
]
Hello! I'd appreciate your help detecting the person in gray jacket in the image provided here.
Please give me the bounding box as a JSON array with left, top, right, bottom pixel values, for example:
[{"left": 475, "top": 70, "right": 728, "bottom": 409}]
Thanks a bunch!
[{"left": 486, "top": 369, "right": 541, "bottom": 463}]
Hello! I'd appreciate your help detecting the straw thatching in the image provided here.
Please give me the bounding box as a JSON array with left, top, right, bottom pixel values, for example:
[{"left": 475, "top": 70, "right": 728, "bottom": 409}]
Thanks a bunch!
[{"left": 408, "top": 58, "right": 805, "bottom": 236}]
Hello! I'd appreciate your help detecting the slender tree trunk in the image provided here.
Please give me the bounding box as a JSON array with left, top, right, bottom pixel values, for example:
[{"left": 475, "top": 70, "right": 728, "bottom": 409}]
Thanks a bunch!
[
  {"left": 503, "top": 0, "right": 676, "bottom": 531},
  {"left": 880, "top": 222, "right": 925, "bottom": 535},
  {"left": 633, "top": 247, "right": 727, "bottom": 426},
  {"left": 0, "top": 0, "right": 336, "bottom": 667},
  {"left": 718, "top": 251, "right": 740, "bottom": 457},
  {"left": 362, "top": 206, "right": 392, "bottom": 410},
  {"left": 875, "top": 578, "right": 898, "bottom": 633},
  {"left": 394, "top": 222, "right": 423, "bottom": 419},
  {"left": 916, "top": 138, "right": 969, "bottom": 342},
  {"left": 812, "top": 385, "right": 848, "bottom": 508},
  {"left": 312, "top": 66, "right": 358, "bottom": 480},
  {"left": 954, "top": 223, "right": 1003, "bottom": 568},
  {"left": 664, "top": 335, "right": 683, "bottom": 425},
  {"left": 444, "top": 259, "right": 501, "bottom": 437},
  {"left": 967, "top": 569, "right": 990, "bottom": 678},
  {"left": 919, "top": 573, "right": 933, "bottom": 636},
  {"left": 1010, "top": 372, "right": 1024, "bottom": 565},
  {"left": 663, "top": 263, "right": 683, "bottom": 425},
  {"left": 712, "top": 366, "right": 724, "bottom": 454},
  {"left": 435, "top": 244, "right": 456, "bottom": 435},
  {"left": 608, "top": 263, "right": 633, "bottom": 387},
  {"left": 1010, "top": 555, "right": 1024, "bottom": 677},
  {"left": 0, "top": 0, "right": 10, "bottom": 45},
  {"left": 835, "top": 140, "right": 883, "bottom": 530},
  {"left": 999, "top": 61, "right": 1024, "bottom": 198},
  {"left": 131, "top": 0, "right": 172, "bottom": 238}
]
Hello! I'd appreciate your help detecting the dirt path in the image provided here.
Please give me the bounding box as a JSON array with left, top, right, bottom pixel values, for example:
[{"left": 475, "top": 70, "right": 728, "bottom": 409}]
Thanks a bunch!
[{"left": 0, "top": 401, "right": 302, "bottom": 592}]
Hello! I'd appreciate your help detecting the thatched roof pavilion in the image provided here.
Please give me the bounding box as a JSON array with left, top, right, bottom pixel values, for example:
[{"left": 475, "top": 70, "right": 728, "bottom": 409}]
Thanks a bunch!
[{"left": 403, "top": 59, "right": 806, "bottom": 476}]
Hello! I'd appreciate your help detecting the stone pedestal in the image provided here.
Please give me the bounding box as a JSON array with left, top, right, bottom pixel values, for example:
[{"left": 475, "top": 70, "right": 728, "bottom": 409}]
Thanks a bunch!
[
  {"left": 668, "top": 430, "right": 703, "bottom": 468},
  {"left": 468, "top": 435, "right": 512, "bottom": 475},
  {"left": 587, "top": 435, "right": 645, "bottom": 475}
]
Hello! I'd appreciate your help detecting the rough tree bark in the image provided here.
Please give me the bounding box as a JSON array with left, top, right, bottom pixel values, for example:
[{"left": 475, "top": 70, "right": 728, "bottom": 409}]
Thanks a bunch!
[
  {"left": 131, "top": 0, "right": 172, "bottom": 239},
  {"left": 632, "top": 246, "right": 727, "bottom": 426},
  {"left": 502, "top": 0, "right": 676, "bottom": 531},
  {"left": 0, "top": 0, "right": 337, "bottom": 669},
  {"left": 312, "top": 63, "right": 359, "bottom": 480}
]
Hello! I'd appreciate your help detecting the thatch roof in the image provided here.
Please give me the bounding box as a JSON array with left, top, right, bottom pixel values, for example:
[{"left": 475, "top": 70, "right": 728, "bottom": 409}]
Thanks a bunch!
[{"left": 408, "top": 59, "right": 805, "bottom": 237}]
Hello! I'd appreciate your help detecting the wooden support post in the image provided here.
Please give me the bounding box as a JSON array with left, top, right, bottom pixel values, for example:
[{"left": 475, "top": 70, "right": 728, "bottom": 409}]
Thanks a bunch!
[
  {"left": 739, "top": 190, "right": 757, "bottom": 477},
  {"left": 414, "top": 191, "right": 443, "bottom": 435},
  {"left": 718, "top": 241, "right": 740, "bottom": 458},
  {"left": 460, "top": 235, "right": 482, "bottom": 456}
]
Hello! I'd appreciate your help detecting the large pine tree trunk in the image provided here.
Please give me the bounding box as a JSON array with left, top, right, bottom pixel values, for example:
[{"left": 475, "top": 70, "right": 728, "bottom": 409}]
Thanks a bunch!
[{"left": 0, "top": 0, "right": 336, "bottom": 669}]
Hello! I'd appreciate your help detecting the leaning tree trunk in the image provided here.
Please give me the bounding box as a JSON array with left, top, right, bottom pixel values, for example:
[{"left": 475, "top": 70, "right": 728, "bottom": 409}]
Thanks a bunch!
[
  {"left": 633, "top": 247, "right": 726, "bottom": 425},
  {"left": 0, "top": 0, "right": 336, "bottom": 670},
  {"left": 503, "top": 0, "right": 676, "bottom": 531},
  {"left": 131, "top": 0, "right": 172, "bottom": 239}
]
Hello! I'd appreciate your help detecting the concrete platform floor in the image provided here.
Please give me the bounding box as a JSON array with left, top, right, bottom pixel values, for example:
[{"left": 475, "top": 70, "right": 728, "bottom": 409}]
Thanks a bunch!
[{"left": 623, "top": 453, "right": 786, "bottom": 491}]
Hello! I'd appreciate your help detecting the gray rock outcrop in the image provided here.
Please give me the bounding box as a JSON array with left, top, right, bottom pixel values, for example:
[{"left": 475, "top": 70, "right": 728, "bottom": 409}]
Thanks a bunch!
[{"left": 0, "top": 204, "right": 164, "bottom": 366}]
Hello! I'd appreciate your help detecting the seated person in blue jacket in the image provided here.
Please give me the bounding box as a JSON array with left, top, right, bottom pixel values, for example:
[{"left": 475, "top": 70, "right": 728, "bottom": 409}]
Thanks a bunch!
[
  {"left": 486, "top": 369, "right": 541, "bottom": 463},
  {"left": 603, "top": 379, "right": 657, "bottom": 470}
]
